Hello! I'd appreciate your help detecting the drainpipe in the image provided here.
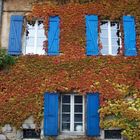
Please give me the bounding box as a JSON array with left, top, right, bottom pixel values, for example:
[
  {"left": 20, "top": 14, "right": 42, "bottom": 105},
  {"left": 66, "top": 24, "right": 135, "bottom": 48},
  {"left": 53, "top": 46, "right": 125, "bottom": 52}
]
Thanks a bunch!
[{"left": 0, "top": 0, "right": 3, "bottom": 48}]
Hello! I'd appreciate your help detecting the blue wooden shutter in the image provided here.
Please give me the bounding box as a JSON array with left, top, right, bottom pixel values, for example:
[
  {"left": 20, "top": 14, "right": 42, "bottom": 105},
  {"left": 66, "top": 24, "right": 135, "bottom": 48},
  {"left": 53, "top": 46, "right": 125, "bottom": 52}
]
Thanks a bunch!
[
  {"left": 87, "top": 93, "right": 100, "bottom": 136},
  {"left": 44, "top": 93, "right": 58, "bottom": 136},
  {"left": 85, "top": 15, "right": 99, "bottom": 56},
  {"left": 8, "top": 15, "right": 23, "bottom": 55},
  {"left": 48, "top": 16, "right": 60, "bottom": 56},
  {"left": 123, "top": 16, "right": 137, "bottom": 56}
]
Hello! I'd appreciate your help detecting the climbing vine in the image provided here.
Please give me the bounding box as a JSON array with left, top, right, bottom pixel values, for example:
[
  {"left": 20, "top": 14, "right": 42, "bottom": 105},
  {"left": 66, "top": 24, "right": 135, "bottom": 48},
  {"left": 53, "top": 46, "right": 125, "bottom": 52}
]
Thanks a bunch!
[
  {"left": 100, "top": 98, "right": 140, "bottom": 140},
  {"left": 0, "top": 1, "right": 140, "bottom": 139},
  {"left": 27, "top": 0, "right": 140, "bottom": 57}
]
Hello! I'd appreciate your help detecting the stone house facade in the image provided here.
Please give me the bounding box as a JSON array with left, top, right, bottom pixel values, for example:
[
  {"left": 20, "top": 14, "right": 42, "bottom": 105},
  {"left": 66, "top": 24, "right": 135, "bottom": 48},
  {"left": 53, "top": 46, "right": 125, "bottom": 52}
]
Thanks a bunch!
[{"left": 0, "top": 0, "right": 138, "bottom": 140}]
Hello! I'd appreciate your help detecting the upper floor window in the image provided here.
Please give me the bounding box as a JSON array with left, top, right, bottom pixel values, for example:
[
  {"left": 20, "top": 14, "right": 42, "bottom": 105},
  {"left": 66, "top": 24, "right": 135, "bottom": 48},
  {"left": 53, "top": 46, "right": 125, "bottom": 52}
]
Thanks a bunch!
[
  {"left": 85, "top": 15, "right": 137, "bottom": 56},
  {"left": 100, "top": 21, "right": 121, "bottom": 55},
  {"left": 8, "top": 15, "right": 136, "bottom": 56},
  {"left": 23, "top": 21, "right": 46, "bottom": 55}
]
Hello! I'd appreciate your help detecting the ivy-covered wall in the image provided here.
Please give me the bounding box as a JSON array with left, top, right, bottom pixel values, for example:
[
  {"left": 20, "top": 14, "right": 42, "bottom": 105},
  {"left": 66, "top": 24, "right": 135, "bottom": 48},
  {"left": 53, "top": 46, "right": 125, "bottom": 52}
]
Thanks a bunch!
[
  {"left": 0, "top": 1, "right": 140, "bottom": 140},
  {"left": 28, "top": 0, "right": 140, "bottom": 56}
]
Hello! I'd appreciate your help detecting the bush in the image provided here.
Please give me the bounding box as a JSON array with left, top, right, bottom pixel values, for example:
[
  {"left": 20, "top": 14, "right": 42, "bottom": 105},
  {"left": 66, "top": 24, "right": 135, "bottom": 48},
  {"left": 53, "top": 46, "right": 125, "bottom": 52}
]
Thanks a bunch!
[{"left": 0, "top": 49, "right": 15, "bottom": 70}]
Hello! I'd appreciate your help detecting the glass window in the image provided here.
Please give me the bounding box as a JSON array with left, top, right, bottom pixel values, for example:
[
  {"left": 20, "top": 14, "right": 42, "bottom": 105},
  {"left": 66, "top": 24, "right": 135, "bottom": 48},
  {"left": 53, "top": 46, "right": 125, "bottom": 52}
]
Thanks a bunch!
[
  {"left": 62, "top": 114, "right": 70, "bottom": 122},
  {"left": 74, "top": 114, "right": 82, "bottom": 122},
  {"left": 74, "top": 105, "right": 82, "bottom": 113},
  {"left": 62, "top": 95, "right": 70, "bottom": 103},
  {"left": 61, "top": 95, "right": 84, "bottom": 133},
  {"left": 62, "top": 123, "right": 70, "bottom": 131},
  {"left": 62, "top": 105, "right": 70, "bottom": 112},
  {"left": 74, "top": 96, "right": 82, "bottom": 103},
  {"left": 23, "top": 21, "right": 46, "bottom": 55},
  {"left": 100, "top": 21, "right": 121, "bottom": 55},
  {"left": 23, "top": 129, "right": 41, "bottom": 139},
  {"left": 105, "top": 130, "right": 122, "bottom": 139},
  {"left": 74, "top": 123, "right": 83, "bottom": 132}
]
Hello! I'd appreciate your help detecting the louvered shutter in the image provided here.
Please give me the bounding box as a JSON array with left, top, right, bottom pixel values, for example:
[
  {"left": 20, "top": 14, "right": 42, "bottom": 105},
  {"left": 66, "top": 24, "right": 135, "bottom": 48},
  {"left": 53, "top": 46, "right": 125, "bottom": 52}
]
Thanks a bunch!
[
  {"left": 8, "top": 15, "right": 23, "bottom": 55},
  {"left": 123, "top": 16, "right": 137, "bottom": 56},
  {"left": 87, "top": 93, "right": 100, "bottom": 136},
  {"left": 85, "top": 15, "right": 99, "bottom": 56},
  {"left": 44, "top": 93, "right": 58, "bottom": 136},
  {"left": 48, "top": 16, "right": 60, "bottom": 55}
]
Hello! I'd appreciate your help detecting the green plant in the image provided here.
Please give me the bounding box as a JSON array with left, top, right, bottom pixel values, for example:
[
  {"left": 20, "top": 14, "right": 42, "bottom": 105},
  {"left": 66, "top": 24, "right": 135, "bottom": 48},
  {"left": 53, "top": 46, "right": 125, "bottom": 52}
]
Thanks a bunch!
[{"left": 0, "top": 49, "right": 15, "bottom": 70}]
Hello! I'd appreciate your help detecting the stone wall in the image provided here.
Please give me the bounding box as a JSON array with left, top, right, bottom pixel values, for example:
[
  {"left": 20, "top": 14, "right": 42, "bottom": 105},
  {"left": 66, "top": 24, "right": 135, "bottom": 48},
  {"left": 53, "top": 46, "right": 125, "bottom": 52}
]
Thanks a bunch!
[
  {"left": 0, "top": 116, "right": 44, "bottom": 140},
  {"left": 0, "top": 113, "right": 122, "bottom": 140},
  {"left": 1, "top": 0, "right": 33, "bottom": 49},
  {"left": 0, "top": 116, "right": 102, "bottom": 140}
]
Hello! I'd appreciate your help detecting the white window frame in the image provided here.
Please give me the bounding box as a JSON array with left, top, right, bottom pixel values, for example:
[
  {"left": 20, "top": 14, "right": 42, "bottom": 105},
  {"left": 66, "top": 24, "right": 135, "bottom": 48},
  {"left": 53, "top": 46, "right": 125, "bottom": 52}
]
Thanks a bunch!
[
  {"left": 60, "top": 94, "right": 85, "bottom": 135},
  {"left": 100, "top": 20, "right": 122, "bottom": 55},
  {"left": 23, "top": 20, "right": 46, "bottom": 55}
]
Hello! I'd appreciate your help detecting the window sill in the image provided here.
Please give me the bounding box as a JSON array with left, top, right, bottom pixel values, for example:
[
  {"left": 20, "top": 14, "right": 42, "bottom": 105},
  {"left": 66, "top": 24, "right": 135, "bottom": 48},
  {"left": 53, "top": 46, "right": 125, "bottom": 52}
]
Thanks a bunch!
[
  {"left": 60, "top": 132, "right": 85, "bottom": 136},
  {"left": 104, "top": 138, "right": 123, "bottom": 140},
  {"left": 57, "top": 133, "right": 86, "bottom": 140}
]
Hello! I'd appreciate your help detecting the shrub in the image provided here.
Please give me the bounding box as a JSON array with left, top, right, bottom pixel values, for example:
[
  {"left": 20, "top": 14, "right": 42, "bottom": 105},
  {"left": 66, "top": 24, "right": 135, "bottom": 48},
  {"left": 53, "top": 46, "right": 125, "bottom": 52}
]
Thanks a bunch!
[{"left": 0, "top": 49, "right": 15, "bottom": 70}]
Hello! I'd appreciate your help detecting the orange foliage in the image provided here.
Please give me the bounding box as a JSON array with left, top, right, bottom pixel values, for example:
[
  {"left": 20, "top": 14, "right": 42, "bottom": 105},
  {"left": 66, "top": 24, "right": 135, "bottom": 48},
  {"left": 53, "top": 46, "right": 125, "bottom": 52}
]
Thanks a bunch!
[{"left": 0, "top": 1, "right": 140, "bottom": 128}]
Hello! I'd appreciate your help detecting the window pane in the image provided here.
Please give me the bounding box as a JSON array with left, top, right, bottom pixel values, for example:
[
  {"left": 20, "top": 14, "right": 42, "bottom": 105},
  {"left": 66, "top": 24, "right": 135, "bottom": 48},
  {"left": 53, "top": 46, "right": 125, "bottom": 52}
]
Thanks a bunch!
[
  {"left": 74, "top": 114, "right": 82, "bottom": 122},
  {"left": 27, "top": 29, "right": 35, "bottom": 37},
  {"left": 62, "top": 123, "right": 70, "bottom": 131},
  {"left": 111, "top": 22, "right": 119, "bottom": 30},
  {"left": 100, "top": 21, "right": 108, "bottom": 45},
  {"left": 25, "top": 46, "right": 34, "bottom": 54},
  {"left": 100, "top": 21, "right": 109, "bottom": 55},
  {"left": 27, "top": 23, "right": 35, "bottom": 29},
  {"left": 37, "top": 37, "right": 46, "bottom": 46},
  {"left": 100, "top": 21, "right": 108, "bottom": 29},
  {"left": 112, "top": 46, "right": 119, "bottom": 55},
  {"left": 62, "top": 114, "right": 70, "bottom": 122},
  {"left": 25, "top": 21, "right": 46, "bottom": 55},
  {"left": 62, "top": 105, "right": 70, "bottom": 112},
  {"left": 111, "top": 38, "right": 120, "bottom": 46},
  {"left": 100, "top": 38, "right": 109, "bottom": 46},
  {"left": 26, "top": 37, "right": 34, "bottom": 54},
  {"left": 74, "top": 123, "right": 83, "bottom": 132},
  {"left": 26, "top": 22, "right": 35, "bottom": 37},
  {"left": 27, "top": 24, "right": 35, "bottom": 29},
  {"left": 38, "top": 21, "right": 44, "bottom": 28},
  {"left": 111, "top": 30, "right": 120, "bottom": 38},
  {"left": 101, "top": 47, "right": 109, "bottom": 55},
  {"left": 105, "top": 130, "right": 122, "bottom": 139},
  {"left": 62, "top": 95, "right": 70, "bottom": 103},
  {"left": 74, "top": 96, "right": 82, "bottom": 103},
  {"left": 100, "top": 29, "right": 108, "bottom": 38},
  {"left": 26, "top": 37, "right": 34, "bottom": 46},
  {"left": 74, "top": 105, "right": 82, "bottom": 113},
  {"left": 36, "top": 46, "right": 45, "bottom": 55},
  {"left": 23, "top": 129, "right": 41, "bottom": 138},
  {"left": 38, "top": 29, "right": 46, "bottom": 38}
]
